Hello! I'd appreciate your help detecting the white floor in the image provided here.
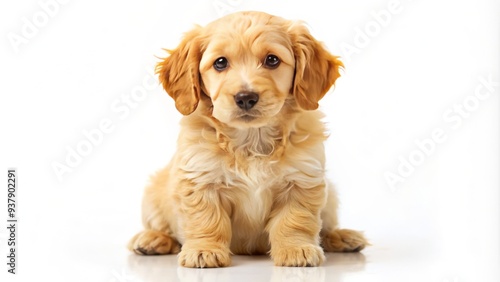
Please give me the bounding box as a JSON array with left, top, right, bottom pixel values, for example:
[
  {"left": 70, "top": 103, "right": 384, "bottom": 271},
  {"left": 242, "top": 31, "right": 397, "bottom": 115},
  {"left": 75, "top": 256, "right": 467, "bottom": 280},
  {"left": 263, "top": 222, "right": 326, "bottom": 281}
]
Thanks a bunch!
[
  {"left": 9, "top": 230, "right": 500, "bottom": 282},
  {"left": 1, "top": 0, "right": 499, "bottom": 281}
]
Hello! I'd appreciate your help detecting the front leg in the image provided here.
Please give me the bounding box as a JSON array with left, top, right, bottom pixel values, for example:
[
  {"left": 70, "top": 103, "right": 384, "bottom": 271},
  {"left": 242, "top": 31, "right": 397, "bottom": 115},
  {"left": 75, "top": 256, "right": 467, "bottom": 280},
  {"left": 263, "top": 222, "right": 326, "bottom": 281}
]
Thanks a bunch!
[
  {"left": 267, "top": 183, "right": 326, "bottom": 267},
  {"left": 177, "top": 184, "right": 232, "bottom": 268}
]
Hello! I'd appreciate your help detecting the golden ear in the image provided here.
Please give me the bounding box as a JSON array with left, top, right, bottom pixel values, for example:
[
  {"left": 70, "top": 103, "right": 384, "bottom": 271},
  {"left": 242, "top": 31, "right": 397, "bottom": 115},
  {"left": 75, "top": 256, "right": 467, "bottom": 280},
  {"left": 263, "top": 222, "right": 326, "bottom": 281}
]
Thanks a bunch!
[
  {"left": 290, "top": 24, "right": 344, "bottom": 110},
  {"left": 156, "top": 27, "right": 202, "bottom": 115}
]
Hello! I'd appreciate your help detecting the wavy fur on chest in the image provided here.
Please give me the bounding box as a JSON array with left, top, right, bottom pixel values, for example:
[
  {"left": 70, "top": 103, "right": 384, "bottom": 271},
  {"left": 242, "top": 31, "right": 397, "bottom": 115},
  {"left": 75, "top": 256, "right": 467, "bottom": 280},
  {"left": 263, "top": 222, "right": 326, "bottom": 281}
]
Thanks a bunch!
[{"left": 174, "top": 102, "right": 327, "bottom": 190}]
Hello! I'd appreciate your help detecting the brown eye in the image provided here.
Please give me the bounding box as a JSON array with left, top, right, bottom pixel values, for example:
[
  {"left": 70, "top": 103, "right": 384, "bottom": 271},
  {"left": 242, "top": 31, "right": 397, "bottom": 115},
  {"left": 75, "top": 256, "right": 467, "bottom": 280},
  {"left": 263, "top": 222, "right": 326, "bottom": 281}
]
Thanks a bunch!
[
  {"left": 213, "top": 57, "right": 228, "bottom": 71},
  {"left": 264, "top": 54, "right": 280, "bottom": 69}
]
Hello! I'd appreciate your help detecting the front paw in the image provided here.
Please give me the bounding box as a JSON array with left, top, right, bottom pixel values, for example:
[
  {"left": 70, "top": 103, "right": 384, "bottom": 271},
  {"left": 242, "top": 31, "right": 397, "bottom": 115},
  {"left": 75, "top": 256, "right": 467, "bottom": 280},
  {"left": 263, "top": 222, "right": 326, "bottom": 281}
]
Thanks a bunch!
[
  {"left": 271, "top": 244, "right": 325, "bottom": 267},
  {"left": 178, "top": 246, "right": 231, "bottom": 268}
]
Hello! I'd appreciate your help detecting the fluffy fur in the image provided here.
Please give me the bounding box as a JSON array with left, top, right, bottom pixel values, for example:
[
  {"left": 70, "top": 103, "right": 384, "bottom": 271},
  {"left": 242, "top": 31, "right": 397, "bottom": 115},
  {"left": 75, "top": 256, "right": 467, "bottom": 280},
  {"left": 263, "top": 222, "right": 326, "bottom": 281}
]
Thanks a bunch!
[{"left": 128, "top": 11, "right": 367, "bottom": 268}]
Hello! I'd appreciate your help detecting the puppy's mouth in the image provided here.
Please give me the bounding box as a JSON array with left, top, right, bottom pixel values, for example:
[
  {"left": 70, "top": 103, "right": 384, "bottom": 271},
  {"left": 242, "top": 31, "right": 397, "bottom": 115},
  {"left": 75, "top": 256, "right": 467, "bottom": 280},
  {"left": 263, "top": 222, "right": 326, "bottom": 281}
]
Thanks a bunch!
[
  {"left": 239, "top": 115, "right": 256, "bottom": 122},
  {"left": 234, "top": 111, "right": 261, "bottom": 122}
]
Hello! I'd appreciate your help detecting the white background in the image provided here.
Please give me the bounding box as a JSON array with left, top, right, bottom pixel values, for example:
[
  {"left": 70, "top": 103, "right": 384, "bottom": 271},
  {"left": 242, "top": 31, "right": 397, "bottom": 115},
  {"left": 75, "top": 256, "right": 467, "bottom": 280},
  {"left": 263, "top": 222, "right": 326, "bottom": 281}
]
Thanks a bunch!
[{"left": 0, "top": 0, "right": 498, "bottom": 281}]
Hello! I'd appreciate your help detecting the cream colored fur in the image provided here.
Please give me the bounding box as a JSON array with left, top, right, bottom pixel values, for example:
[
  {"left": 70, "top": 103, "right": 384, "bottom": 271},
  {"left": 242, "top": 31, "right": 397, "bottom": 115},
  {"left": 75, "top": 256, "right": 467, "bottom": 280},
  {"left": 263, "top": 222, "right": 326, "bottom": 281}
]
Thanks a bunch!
[{"left": 128, "top": 11, "right": 367, "bottom": 268}]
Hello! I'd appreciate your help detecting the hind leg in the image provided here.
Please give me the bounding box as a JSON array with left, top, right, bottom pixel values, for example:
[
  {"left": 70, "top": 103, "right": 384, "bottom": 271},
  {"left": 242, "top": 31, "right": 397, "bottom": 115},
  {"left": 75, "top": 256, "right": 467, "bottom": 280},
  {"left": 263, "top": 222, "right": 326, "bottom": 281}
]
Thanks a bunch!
[
  {"left": 129, "top": 166, "right": 181, "bottom": 255},
  {"left": 320, "top": 183, "right": 368, "bottom": 252},
  {"left": 321, "top": 229, "right": 368, "bottom": 252},
  {"left": 128, "top": 230, "right": 181, "bottom": 255}
]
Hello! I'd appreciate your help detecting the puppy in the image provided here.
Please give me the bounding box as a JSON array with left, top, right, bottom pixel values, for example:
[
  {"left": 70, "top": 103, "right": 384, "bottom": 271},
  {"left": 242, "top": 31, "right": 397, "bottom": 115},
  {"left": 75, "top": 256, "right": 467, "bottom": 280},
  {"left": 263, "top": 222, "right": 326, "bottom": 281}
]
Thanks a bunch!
[{"left": 128, "top": 11, "right": 367, "bottom": 268}]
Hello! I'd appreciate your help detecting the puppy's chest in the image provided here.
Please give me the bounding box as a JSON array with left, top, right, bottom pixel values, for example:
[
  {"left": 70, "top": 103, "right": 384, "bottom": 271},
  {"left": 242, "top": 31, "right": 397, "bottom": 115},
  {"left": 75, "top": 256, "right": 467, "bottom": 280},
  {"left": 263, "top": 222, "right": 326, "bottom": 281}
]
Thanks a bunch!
[
  {"left": 227, "top": 157, "right": 278, "bottom": 226},
  {"left": 231, "top": 156, "right": 281, "bottom": 187},
  {"left": 196, "top": 127, "right": 286, "bottom": 187}
]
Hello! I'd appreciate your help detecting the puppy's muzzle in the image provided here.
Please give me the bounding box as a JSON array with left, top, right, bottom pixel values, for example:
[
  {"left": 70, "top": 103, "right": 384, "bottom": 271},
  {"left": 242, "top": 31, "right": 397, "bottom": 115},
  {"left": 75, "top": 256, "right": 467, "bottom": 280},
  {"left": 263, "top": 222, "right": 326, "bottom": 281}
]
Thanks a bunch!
[{"left": 234, "top": 91, "right": 259, "bottom": 110}]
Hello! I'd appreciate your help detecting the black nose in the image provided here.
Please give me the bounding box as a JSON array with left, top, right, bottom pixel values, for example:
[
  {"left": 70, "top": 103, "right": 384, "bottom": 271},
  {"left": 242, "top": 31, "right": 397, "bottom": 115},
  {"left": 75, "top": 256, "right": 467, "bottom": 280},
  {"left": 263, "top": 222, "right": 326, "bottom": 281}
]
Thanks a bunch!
[{"left": 234, "top": 92, "right": 259, "bottom": 110}]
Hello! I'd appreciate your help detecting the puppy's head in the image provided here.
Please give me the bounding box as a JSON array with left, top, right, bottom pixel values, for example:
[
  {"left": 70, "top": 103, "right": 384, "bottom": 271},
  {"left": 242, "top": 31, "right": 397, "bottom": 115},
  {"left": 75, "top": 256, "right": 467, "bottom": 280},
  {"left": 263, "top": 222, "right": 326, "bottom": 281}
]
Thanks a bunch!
[{"left": 157, "top": 11, "right": 343, "bottom": 128}]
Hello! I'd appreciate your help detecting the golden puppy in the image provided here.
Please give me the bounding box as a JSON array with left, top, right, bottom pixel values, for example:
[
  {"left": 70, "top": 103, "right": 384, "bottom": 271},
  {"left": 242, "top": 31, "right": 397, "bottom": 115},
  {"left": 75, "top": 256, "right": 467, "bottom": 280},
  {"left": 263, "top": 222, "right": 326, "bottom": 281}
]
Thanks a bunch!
[{"left": 128, "top": 11, "right": 367, "bottom": 268}]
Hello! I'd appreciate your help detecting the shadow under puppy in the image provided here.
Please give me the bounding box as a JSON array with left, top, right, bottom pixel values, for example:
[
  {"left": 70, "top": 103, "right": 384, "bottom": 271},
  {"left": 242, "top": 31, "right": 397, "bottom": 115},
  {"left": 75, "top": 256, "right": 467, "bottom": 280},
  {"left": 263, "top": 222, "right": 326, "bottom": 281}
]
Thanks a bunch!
[{"left": 129, "top": 11, "right": 367, "bottom": 268}]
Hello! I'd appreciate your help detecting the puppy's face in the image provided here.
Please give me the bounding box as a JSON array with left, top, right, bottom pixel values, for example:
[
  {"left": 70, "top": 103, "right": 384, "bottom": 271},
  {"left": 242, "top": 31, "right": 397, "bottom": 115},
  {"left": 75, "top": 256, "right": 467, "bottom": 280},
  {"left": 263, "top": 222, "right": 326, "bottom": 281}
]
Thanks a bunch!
[
  {"left": 199, "top": 17, "right": 295, "bottom": 128},
  {"left": 157, "top": 12, "right": 343, "bottom": 128}
]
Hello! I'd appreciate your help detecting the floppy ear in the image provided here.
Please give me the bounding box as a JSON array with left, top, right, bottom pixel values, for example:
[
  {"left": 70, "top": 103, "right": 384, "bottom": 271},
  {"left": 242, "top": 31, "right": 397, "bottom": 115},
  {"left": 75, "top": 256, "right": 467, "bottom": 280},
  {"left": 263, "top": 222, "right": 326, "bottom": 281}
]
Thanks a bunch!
[
  {"left": 156, "top": 27, "right": 202, "bottom": 115},
  {"left": 289, "top": 23, "right": 344, "bottom": 110}
]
